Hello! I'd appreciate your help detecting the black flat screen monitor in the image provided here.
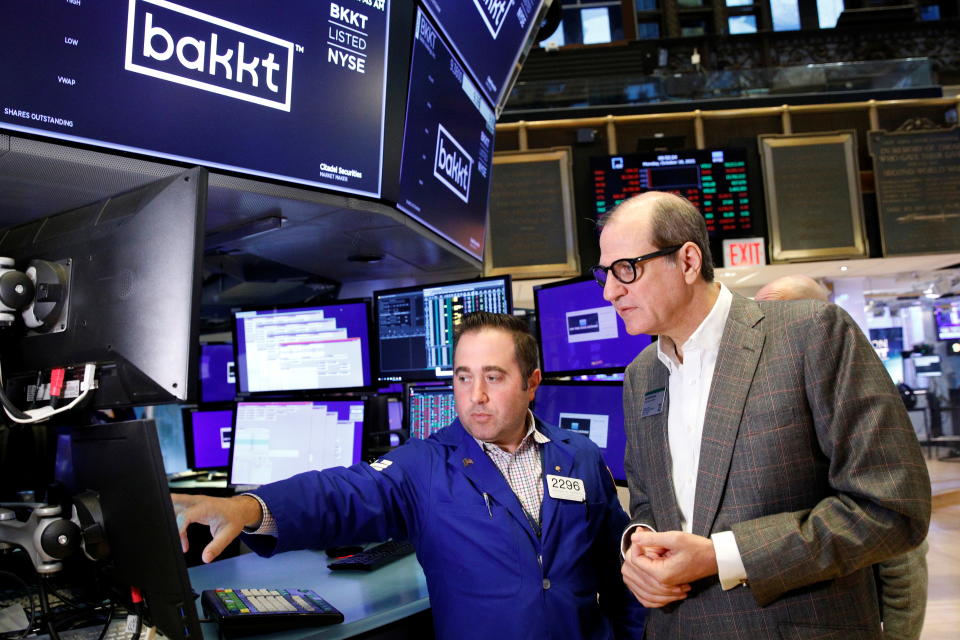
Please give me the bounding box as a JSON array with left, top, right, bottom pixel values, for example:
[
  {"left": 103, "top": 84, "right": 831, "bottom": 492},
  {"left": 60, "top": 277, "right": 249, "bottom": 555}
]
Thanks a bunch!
[
  {"left": 374, "top": 276, "right": 512, "bottom": 382},
  {"left": 0, "top": 168, "right": 206, "bottom": 409},
  {"left": 232, "top": 299, "right": 374, "bottom": 395},
  {"left": 534, "top": 276, "right": 653, "bottom": 376},
  {"left": 935, "top": 302, "right": 960, "bottom": 341},
  {"left": 68, "top": 419, "right": 203, "bottom": 640},
  {"left": 590, "top": 148, "right": 756, "bottom": 239},
  {"left": 405, "top": 383, "right": 455, "bottom": 440},
  {"left": 421, "top": 0, "right": 546, "bottom": 107},
  {"left": 199, "top": 343, "right": 235, "bottom": 403},
  {"left": 533, "top": 381, "right": 627, "bottom": 483},
  {"left": 396, "top": 8, "right": 496, "bottom": 260},
  {"left": 0, "top": 0, "right": 390, "bottom": 197},
  {"left": 229, "top": 400, "right": 365, "bottom": 486},
  {"left": 183, "top": 406, "right": 234, "bottom": 470}
]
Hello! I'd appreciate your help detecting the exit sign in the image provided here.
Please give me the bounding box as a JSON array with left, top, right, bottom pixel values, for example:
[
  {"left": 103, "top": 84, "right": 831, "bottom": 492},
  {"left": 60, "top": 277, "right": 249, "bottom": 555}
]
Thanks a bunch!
[{"left": 722, "top": 238, "right": 766, "bottom": 268}]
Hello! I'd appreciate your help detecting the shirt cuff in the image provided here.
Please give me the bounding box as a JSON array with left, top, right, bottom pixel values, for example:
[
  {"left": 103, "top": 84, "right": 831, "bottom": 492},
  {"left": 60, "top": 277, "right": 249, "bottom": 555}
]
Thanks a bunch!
[
  {"left": 242, "top": 493, "right": 278, "bottom": 537},
  {"left": 620, "top": 523, "right": 655, "bottom": 558},
  {"left": 711, "top": 530, "right": 748, "bottom": 590}
]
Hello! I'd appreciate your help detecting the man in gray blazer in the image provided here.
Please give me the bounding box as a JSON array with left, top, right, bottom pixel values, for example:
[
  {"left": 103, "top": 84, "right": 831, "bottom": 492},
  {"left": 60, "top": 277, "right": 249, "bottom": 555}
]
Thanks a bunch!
[{"left": 593, "top": 192, "right": 931, "bottom": 639}]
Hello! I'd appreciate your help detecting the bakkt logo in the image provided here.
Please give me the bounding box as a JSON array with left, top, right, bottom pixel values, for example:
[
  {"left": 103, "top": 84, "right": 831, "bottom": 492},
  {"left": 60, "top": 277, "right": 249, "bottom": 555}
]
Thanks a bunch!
[
  {"left": 433, "top": 124, "right": 472, "bottom": 204},
  {"left": 473, "top": 0, "right": 515, "bottom": 39},
  {"left": 124, "top": 0, "right": 294, "bottom": 111}
]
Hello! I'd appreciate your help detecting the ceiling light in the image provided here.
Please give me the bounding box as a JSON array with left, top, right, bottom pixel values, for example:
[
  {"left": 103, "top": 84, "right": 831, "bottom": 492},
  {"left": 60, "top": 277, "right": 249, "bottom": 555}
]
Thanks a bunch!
[
  {"left": 723, "top": 271, "right": 735, "bottom": 277},
  {"left": 839, "top": 265, "right": 848, "bottom": 272}
]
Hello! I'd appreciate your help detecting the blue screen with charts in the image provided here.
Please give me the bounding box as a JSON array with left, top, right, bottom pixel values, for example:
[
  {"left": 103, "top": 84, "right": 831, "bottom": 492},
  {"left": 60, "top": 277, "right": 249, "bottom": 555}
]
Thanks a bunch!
[
  {"left": 396, "top": 8, "right": 496, "bottom": 260},
  {"left": 0, "top": 0, "right": 390, "bottom": 197}
]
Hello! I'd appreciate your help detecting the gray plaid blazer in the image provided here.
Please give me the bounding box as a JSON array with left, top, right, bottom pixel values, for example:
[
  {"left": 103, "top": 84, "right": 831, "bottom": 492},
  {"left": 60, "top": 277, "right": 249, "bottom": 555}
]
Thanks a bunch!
[{"left": 623, "top": 293, "right": 930, "bottom": 640}]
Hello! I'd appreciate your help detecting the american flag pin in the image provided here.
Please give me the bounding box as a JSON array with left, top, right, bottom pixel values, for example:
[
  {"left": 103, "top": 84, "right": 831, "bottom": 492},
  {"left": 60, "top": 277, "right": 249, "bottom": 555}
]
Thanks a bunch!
[{"left": 463, "top": 458, "right": 474, "bottom": 467}]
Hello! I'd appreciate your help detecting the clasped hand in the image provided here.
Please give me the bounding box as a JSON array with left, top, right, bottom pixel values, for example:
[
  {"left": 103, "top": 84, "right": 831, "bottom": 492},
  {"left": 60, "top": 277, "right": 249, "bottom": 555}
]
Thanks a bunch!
[{"left": 621, "top": 530, "right": 719, "bottom": 608}]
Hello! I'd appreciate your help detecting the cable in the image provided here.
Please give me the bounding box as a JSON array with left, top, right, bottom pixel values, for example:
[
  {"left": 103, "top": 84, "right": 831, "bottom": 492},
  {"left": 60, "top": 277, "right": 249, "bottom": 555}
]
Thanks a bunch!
[
  {"left": 94, "top": 604, "right": 116, "bottom": 640},
  {"left": 37, "top": 578, "right": 62, "bottom": 640},
  {"left": 1, "top": 364, "right": 97, "bottom": 424}
]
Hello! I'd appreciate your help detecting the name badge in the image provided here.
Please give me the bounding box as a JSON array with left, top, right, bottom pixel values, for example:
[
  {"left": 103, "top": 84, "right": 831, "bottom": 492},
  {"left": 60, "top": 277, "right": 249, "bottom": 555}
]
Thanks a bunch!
[
  {"left": 546, "top": 474, "right": 586, "bottom": 502},
  {"left": 642, "top": 388, "right": 665, "bottom": 417}
]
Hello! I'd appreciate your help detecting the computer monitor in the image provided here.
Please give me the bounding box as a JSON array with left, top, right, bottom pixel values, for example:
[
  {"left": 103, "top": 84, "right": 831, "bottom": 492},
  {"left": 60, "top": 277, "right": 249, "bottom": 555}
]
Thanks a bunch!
[
  {"left": 0, "top": 167, "right": 206, "bottom": 409},
  {"left": 533, "top": 381, "right": 627, "bottom": 483},
  {"left": 232, "top": 299, "right": 374, "bottom": 396},
  {"left": 0, "top": 1, "right": 391, "bottom": 198},
  {"left": 395, "top": 8, "right": 496, "bottom": 260},
  {"left": 229, "top": 399, "right": 365, "bottom": 486},
  {"left": 935, "top": 302, "right": 960, "bottom": 341},
  {"left": 405, "top": 383, "right": 456, "bottom": 440},
  {"left": 374, "top": 276, "right": 512, "bottom": 381},
  {"left": 912, "top": 354, "right": 942, "bottom": 377},
  {"left": 183, "top": 407, "right": 234, "bottom": 471},
  {"left": 199, "top": 343, "right": 236, "bottom": 403},
  {"left": 67, "top": 419, "right": 203, "bottom": 640},
  {"left": 590, "top": 148, "right": 756, "bottom": 239},
  {"left": 534, "top": 276, "right": 653, "bottom": 376},
  {"left": 420, "top": 0, "right": 548, "bottom": 108}
]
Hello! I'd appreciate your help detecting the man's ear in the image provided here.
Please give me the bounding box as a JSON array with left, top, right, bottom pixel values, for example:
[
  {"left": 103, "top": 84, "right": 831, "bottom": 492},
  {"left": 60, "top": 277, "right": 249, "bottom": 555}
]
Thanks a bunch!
[
  {"left": 678, "top": 242, "right": 703, "bottom": 284},
  {"left": 527, "top": 369, "right": 542, "bottom": 399}
]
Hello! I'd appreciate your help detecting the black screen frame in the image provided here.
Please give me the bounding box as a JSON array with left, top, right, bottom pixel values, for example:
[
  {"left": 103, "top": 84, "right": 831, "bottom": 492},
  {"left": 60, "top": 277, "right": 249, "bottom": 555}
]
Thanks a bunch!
[
  {"left": 402, "top": 381, "right": 455, "bottom": 439},
  {"left": 182, "top": 404, "right": 235, "bottom": 472}
]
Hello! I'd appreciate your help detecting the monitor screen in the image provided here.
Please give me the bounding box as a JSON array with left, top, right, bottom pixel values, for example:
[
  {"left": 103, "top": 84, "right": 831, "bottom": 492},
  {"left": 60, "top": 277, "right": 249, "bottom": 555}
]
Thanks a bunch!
[
  {"left": 534, "top": 276, "right": 653, "bottom": 376},
  {"left": 405, "top": 383, "right": 455, "bottom": 440},
  {"left": 533, "top": 382, "right": 627, "bottom": 483},
  {"left": 935, "top": 302, "right": 960, "bottom": 341},
  {"left": 229, "top": 400, "right": 365, "bottom": 485},
  {"left": 396, "top": 8, "right": 496, "bottom": 260},
  {"left": 374, "top": 276, "right": 512, "bottom": 381},
  {"left": 590, "top": 148, "right": 756, "bottom": 239},
  {"left": 199, "top": 343, "right": 235, "bottom": 403},
  {"left": 868, "top": 327, "right": 904, "bottom": 386},
  {"left": 421, "top": 0, "right": 546, "bottom": 107},
  {"left": 68, "top": 420, "right": 203, "bottom": 640},
  {"left": 0, "top": 168, "right": 206, "bottom": 409},
  {"left": 912, "top": 355, "right": 942, "bottom": 377},
  {"left": 233, "top": 299, "right": 373, "bottom": 395},
  {"left": 183, "top": 407, "right": 234, "bottom": 470},
  {"left": 0, "top": 0, "right": 390, "bottom": 197}
]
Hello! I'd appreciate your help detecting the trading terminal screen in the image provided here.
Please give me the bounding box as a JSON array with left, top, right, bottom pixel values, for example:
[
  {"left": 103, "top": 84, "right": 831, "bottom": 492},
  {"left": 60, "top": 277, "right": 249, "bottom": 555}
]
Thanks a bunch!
[
  {"left": 233, "top": 300, "right": 372, "bottom": 394},
  {"left": 375, "top": 277, "right": 512, "bottom": 381},
  {"left": 533, "top": 382, "right": 627, "bottom": 482},
  {"left": 199, "top": 343, "right": 235, "bottom": 403},
  {"left": 184, "top": 407, "right": 234, "bottom": 470},
  {"left": 590, "top": 148, "right": 755, "bottom": 237},
  {"left": 405, "top": 383, "right": 456, "bottom": 440},
  {"left": 534, "top": 276, "right": 653, "bottom": 376},
  {"left": 229, "top": 400, "right": 364, "bottom": 485}
]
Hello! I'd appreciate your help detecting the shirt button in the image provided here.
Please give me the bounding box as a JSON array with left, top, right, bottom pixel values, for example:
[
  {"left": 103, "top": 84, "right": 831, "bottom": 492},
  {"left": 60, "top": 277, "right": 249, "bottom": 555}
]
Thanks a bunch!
[{"left": 542, "top": 578, "right": 551, "bottom": 590}]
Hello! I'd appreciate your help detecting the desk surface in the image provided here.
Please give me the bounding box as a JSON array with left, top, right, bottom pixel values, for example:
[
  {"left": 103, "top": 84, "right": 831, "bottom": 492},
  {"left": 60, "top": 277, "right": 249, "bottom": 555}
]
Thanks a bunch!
[{"left": 188, "top": 550, "right": 430, "bottom": 640}]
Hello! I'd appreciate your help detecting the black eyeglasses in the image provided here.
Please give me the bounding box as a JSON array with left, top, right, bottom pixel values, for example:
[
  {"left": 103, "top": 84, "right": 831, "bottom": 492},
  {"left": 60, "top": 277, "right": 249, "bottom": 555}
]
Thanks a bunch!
[{"left": 591, "top": 245, "right": 683, "bottom": 287}]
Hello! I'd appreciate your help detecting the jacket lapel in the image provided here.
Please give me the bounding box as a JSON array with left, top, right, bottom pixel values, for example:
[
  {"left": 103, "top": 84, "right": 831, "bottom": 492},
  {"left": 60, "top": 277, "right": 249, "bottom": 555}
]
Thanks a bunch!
[
  {"left": 642, "top": 361, "right": 685, "bottom": 532},
  {"left": 691, "top": 294, "right": 764, "bottom": 537},
  {"left": 445, "top": 420, "right": 540, "bottom": 543},
  {"left": 539, "top": 421, "right": 577, "bottom": 542}
]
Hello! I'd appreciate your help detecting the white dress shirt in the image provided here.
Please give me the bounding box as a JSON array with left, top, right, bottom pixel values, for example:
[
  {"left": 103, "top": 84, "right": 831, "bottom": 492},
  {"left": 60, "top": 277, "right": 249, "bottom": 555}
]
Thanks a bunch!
[{"left": 623, "top": 283, "right": 747, "bottom": 590}]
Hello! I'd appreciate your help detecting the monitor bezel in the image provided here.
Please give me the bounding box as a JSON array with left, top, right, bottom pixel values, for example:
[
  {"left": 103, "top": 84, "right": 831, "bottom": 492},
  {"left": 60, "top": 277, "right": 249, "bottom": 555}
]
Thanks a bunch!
[
  {"left": 533, "top": 274, "right": 653, "bottom": 378},
  {"left": 402, "top": 381, "right": 455, "bottom": 439},
  {"left": 372, "top": 275, "right": 514, "bottom": 383},
  {"left": 182, "top": 404, "right": 235, "bottom": 472},
  {"left": 230, "top": 297, "right": 377, "bottom": 399},
  {"left": 197, "top": 342, "right": 237, "bottom": 404},
  {"left": 227, "top": 397, "right": 368, "bottom": 487},
  {"left": 934, "top": 300, "right": 960, "bottom": 341}
]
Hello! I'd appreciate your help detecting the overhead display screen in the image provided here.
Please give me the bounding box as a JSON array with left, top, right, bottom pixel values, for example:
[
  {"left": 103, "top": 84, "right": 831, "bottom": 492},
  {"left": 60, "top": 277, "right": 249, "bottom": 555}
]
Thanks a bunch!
[
  {"left": 0, "top": 0, "right": 390, "bottom": 197},
  {"left": 591, "top": 149, "right": 755, "bottom": 238},
  {"left": 396, "top": 8, "right": 496, "bottom": 260},
  {"left": 422, "top": 0, "right": 544, "bottom": 107}
]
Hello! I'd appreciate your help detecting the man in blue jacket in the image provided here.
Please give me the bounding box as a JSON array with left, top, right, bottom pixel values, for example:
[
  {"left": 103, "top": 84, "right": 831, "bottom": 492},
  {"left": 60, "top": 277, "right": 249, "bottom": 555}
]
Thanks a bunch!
[{"left": 174, "top": 311, "right": 646, "bottom": 640}]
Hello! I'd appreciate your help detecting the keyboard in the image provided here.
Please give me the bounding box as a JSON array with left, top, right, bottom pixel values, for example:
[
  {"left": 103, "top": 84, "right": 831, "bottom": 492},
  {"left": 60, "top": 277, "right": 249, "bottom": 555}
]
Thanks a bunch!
[
  {"left": 326, "top": 540, "right": 415, "bottom": 571},
  {"left": 201, "top": 588, "right": 343, "bottom": 637}
]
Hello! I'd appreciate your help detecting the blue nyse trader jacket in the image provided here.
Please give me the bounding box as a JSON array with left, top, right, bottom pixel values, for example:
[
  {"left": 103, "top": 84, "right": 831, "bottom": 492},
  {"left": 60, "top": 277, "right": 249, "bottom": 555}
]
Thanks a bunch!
[{"left": 244, "top": 416, "right": 646, "bottom": 640}]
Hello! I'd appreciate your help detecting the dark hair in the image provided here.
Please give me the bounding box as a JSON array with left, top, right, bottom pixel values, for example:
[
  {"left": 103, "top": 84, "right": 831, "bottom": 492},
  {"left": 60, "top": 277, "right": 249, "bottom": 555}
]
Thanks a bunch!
[
  {"left": 599, "top": 191, "right": 715, "bottom": 283},
  {"left": 453, "top": 311, "right": 539, "bottom": 385}
]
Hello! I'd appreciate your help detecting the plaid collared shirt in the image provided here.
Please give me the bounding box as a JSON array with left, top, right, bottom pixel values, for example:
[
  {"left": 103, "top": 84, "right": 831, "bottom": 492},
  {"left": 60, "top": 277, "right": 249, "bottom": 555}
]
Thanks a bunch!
[{"left": 476, "top": 411, "right": 550, "bottom": 536}]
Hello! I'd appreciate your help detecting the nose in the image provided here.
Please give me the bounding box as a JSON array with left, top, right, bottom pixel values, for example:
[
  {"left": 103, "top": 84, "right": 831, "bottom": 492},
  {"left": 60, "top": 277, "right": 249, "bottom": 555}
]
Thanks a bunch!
[
  {"left": 471, "top": 380, "right": 488, "bottom": 404},
  {"left": 602, "top": 273, "right": 625, "bottom": 303}
]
